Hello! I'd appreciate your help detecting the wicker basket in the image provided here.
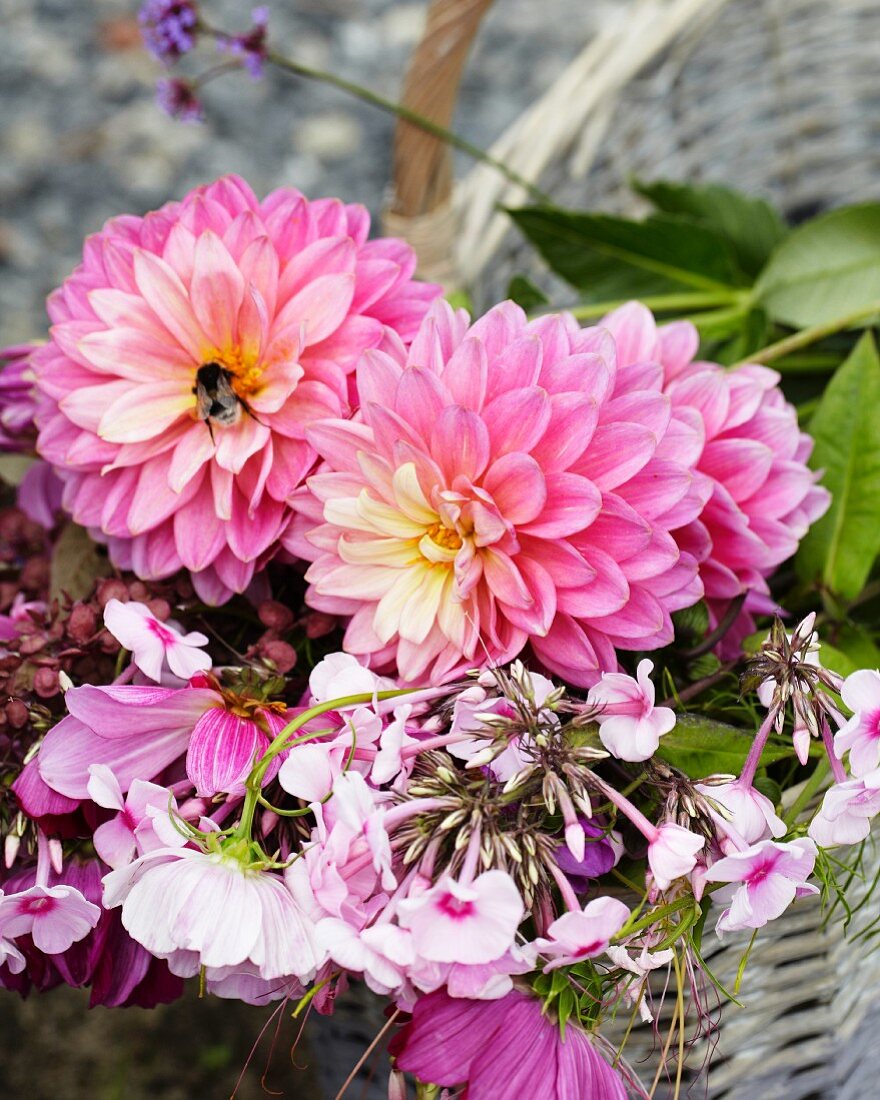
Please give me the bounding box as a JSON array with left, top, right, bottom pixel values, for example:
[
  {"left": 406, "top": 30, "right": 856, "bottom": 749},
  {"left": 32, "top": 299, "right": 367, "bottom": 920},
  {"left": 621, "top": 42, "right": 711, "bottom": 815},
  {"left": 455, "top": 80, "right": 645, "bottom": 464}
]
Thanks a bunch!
[{"left": 309, "top": 3, "right": 880, "bottom": 1097}]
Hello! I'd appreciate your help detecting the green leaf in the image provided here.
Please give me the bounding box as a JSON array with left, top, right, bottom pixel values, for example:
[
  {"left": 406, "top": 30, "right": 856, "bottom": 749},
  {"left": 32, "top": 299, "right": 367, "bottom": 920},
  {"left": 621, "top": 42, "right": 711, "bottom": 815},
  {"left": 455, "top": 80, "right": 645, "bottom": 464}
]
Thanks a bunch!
[
  {"left": 508, "top": 206, "right": 744, "bottom": 300},
  {"left": 633, "top": 178, "right": 788, "bottom": 277},
  {"left": 755, "top": 204, "right": 880, "bottom": 328},
  {"left": 49, "top": 522, "right": 113, "bottom": 603},
  {"left": 820, "top": 626, "right": 880, "bottom": 678},
  {"left": 506, "top": 275, "right": 548, "bottom": 313},
  {"left": 0, "top": 455, "right": 35, "bottom": 487},
  {"left": 656, "top": 714, "right": 794, "bottom": 778},
  {"left": 795, "top": 333, "right": 880, "bottom": 599}
]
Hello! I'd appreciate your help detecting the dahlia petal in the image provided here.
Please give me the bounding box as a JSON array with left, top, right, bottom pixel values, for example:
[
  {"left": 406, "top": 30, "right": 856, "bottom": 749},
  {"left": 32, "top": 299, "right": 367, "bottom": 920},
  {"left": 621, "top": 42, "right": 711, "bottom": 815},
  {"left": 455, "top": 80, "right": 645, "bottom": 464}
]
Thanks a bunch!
[
  {"left": 274, "top": 273, "right": 356, "bottom": 345},
  {"left": 483, "top": 388, "right": 551, "bottom": 456},
  {"left": 133, "top": 249, "right": 210, "bottom": 361},
  {"left": 519, "top": 474, "right": 602, "bottom": 538},
  {"left": 483, "top": 453, "right": 547, "bottom": 525},
  {"left": 98, "top": 382, "right": 193, "bottom": 445}
]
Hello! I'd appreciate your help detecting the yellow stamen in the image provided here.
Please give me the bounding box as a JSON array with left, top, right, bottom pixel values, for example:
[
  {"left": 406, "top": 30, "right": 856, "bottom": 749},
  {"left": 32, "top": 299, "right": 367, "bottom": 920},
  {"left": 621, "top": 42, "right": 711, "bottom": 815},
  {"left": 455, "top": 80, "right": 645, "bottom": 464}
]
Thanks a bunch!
[{"left": 426, "top": 522, "right": 462, "bottom": 551}]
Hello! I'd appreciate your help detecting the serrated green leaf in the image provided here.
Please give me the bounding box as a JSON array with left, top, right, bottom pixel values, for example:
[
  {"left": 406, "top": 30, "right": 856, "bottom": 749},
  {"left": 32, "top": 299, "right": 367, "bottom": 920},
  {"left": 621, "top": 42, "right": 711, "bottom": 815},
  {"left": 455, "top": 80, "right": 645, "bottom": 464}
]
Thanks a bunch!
[
  {"left": 507, "top": 206, "right": 744, "bottom": 300},
  {"left": 795, "top": 333, "right": 880, "bottom": 599},
  {"left": 633, "top": 178, "right": 787, "bottom": 277},
  {"left": 506, "top": 274, "right": 548, "bottom": 313},
  {"left": 656, "top": 714, "right": 794, "bottom": 778},
  {"left": 755, "top": 204, "right": 880, "bottom": 328}
]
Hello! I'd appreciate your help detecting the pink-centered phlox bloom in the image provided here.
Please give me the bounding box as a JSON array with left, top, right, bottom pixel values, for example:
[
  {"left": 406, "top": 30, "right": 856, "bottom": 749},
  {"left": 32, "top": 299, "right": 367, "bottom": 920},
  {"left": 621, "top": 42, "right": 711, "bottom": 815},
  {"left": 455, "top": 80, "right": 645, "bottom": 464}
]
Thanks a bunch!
[
  {"left": 390, "top": 988, "right": 628, "bottom": 1100},
  {"left": 103, "top": 846, "right": 322, "bottom": 981},
  {"left": 103, "top": 598, "right": 211, "bottom": 682},
  {"left": 87, "top": 764, "right": 185, "bottom": 869},
  {"left": 0, "top": 882, "right": 100, "bottom": 955},
  {"left": 648, "top": 823, "right": 705, "bottom": 891},
  {"left": 33, "top": 175, "right": 440, "bottom": 603},
  {"left": 705, "top": 837, "right": 818, "bottom": 935},
  {"left": 587, "top": 658, "right": 675, "bottom": 762},
  {"left": 288, "top": 298, "right": 710, "bottom": 686},
  {"left": 405, "top": 946, "right": 534, "bottom": 1004},
  {"left": 601, "top": 303, "right": 830, "bottom": 655},
  {"left": 532, "top": 895, "right": 630, "bottom": 971},
  {"left": 834, "top": 668, "right": 880, "bottom": 777},
  {"left": 809, "top": 770, "right": 880, "bottom": 847},
  {"left": 398, "top": 869, "right": 523, "bottom": 965},
  {"left": 696, "top": 778, "right": 786, "bottom": 848}
]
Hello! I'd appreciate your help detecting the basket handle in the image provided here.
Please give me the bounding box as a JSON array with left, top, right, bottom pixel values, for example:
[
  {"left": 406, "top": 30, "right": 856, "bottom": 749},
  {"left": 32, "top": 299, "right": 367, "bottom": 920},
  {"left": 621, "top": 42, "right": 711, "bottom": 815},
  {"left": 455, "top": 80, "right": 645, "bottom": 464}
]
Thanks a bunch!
[{"left": 390, "top": 0, "right": 494, "bottom": 218}]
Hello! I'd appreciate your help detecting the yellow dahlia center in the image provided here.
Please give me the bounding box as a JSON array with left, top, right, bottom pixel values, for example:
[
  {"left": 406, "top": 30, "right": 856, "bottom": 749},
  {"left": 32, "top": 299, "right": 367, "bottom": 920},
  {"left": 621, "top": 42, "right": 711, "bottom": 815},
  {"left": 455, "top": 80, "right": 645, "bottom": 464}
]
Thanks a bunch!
[
  {"left": 425, "top": 522, "right": 463, "bottom": 553},
  {"left": 217, "top": 347, "right": 263, "bottom": 399}
]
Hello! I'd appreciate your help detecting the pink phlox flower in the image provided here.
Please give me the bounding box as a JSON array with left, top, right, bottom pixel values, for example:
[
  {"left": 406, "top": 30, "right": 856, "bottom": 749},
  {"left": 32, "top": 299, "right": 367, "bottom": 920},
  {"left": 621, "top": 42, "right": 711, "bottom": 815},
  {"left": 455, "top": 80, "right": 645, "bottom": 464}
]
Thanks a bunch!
[
  {"left": 647, "top": 822, "right": 705, "bottom": 891},
  {"left": 605, "top": 940, "right": 674, "bottom": 1023},
  {"left": 0, "top": 924, "right": 26, "bottom": 974},
  {"left": 398, "top": 869, "right": 523, "bottom": 965},
  {"left": 404, "top": 945, "right": 534, "bottom": 1005},
  {"left": 370, "top": 703, "right": 418, "bottom": 786},
  {"left": 308, "top": 651, "right": 390, "bottom": 704},
  {"left": 203, "top": 961, "right": 304, "bottom": 1006},
  {"left": 705, "top": 837, "right": 818, "bottom": 935},
  {"left": 278, "top": 741, "right": 345, "bottom": 804},
  {"left": 696, "top": 778, "right": 786, "bottom": 849},
  {"left": 0, "top": 593, "right": 48, "bottom": 643},
  {"left": 587, "top": 658, "right": 675, "bottom": 762},
  {"left": 756, "top": 616, "right": 820, "bottom": 709},
  {"left": 103, "top": 598, "right": 211, "bottom": 683},
  {"left": 809, "top": 769, "right": 880, "bottom": 847},
  {"left": 0, "top": 882, "right": 100, "bottom": 955},
  {"left": 316, "top": 917, "right": 414, "bottom": 995},
  {"left": 531, "top": 895, "right": 630, "bottom": 971},
  {"left": 87, "top": 764, "right": 185, "bottom": 869},
  {"left": 390, "top": 988, "right": 629, "bottom": 1100},
  {"left": 103, "top": 847, "right": 322, "bottom": 981},
  {"left": 834, "top": 668, "right": 880, "bottom": 777},
  {"left": 327, "top": 772, "right": 395, "bottom": 890}
]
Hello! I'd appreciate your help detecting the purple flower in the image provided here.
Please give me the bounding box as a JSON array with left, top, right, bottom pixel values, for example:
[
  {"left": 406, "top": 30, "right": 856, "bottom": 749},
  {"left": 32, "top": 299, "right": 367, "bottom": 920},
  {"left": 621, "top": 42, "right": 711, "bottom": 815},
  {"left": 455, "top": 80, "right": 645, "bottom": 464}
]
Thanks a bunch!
[
  {"left": 139, "top": 1, "right": 199, "bottom": 64},
  {"left": 155, "top": 78, "right": 204, "bottom": 122},
  {"left": 218, "top": 7, "right": 269, "bottom": 79},
  {"left": 0, "top": 344, "right": 40, "bottom": 454}
]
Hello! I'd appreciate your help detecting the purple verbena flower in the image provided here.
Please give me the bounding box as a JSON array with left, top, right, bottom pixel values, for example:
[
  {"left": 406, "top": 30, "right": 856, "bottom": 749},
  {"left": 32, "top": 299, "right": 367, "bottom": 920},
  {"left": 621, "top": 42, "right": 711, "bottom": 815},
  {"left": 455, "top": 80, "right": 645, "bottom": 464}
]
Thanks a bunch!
[
  {"left": 218, "top": 7, "right": 269, "bottom": 79},
  {"left": 156, "top": 78, "right": 204, "bottom": 122},
  {"left": 139, "top": 1, "right": 199, "bottom": 64}
]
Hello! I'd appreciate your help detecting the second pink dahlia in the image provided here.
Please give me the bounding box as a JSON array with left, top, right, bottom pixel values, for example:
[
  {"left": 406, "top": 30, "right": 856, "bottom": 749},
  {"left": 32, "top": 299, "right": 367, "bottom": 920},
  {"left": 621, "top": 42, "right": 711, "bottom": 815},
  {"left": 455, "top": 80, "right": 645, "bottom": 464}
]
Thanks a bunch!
[
  {"left": 601, "top": 304, "right": 830, "bottom": 654},
  {"left": 287, "top": 300, "right": 710, "bottom": 685},
  {"left": 33, "top": 175, "right": 440, "bottom": 602}
]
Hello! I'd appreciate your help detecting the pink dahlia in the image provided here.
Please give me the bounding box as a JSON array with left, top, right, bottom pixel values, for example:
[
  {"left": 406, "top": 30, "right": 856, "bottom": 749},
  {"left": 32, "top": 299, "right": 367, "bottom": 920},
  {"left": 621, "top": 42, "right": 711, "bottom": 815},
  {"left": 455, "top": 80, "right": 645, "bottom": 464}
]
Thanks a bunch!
[
  {"left": 288, "top": 299, "right": 709, "bottom": 685},
  {"left": 33, "top": 174, "right": 440, "bottom": 602},
  {"left": 601, "top": 304, "right": 830, "bottom": 654}
]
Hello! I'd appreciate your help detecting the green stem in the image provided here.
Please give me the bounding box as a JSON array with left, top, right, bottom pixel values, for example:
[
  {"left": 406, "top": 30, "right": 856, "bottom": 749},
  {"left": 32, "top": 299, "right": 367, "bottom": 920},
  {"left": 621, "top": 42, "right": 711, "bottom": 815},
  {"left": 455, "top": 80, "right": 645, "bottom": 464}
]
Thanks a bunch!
[
  {"left": 199, "top": 21, "right": 548, "bottom": 202},
  {"left": 235, "top": 688, "right": 419, "bottom": 841},
  {"left": 733, "top": 301, "right": 880, "bottom": 369},
  {"left": 566, "top": 290, "right": 738, "bottom": 321},
  {"left": 783, "top": 757, "right": 830, "bottom": 827}
]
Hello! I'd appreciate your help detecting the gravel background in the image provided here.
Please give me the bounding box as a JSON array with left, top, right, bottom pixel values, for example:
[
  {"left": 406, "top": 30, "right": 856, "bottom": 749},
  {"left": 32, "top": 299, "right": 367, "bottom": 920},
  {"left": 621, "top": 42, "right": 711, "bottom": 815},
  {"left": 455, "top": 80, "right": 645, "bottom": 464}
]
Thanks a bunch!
[
  {"left": 0, "top": 0, "right": 612, "bottom": 346},
  {"left": 0, "top": 2, "right": 605, "bottom": 1097}
]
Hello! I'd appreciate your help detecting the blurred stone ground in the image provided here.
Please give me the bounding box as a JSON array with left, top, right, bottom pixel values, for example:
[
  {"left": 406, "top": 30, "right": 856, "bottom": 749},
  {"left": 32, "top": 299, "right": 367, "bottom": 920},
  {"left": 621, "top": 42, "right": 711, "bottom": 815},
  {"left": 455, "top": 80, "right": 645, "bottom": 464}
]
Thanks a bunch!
[
  {"left": 0, "top": 1, "right": 609, "bottom": 1095},
  {"left": 0, "top": 0, "right": 616, "bottom": 344}
]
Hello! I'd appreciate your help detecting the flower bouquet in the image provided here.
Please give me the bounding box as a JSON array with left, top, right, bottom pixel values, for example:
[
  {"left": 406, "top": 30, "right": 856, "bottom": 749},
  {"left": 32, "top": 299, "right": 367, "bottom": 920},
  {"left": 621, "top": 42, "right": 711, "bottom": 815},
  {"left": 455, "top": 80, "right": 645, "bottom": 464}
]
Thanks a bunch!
[{"left": 5, "top": 4, "right": 880, "bottom": 1098}]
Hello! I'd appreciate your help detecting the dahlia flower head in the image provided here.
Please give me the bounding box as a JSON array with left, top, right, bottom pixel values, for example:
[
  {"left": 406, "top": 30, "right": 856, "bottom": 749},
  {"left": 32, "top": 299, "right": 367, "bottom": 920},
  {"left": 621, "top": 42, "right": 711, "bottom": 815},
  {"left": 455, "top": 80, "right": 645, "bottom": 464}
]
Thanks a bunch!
[
  {"left": 288, "top": 299, "right": 711, "bottom": 686},
  {"left": 34, "top": 175, "right": 440, "bottom": 603},
  {"left": 601, "top": 303, "right": 830, "bottom": 654}
]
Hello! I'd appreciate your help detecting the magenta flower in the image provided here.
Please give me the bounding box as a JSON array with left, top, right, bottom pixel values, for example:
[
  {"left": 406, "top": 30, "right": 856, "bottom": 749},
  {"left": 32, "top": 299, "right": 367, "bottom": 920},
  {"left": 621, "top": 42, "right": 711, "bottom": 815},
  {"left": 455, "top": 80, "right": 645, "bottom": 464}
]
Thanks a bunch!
[
  {"left": 705, "top": 837, "right": 818, "bottom": 934},
  {"left": 218, "top": 6, "right": 269, "bottom": 79},
  {"left": 391, "top": 988, "right": 628, "bottom": 1099},
  {"left": 289, "top": 299, "right": 708, "bottom": 685},
  {"left": 103, "top": 598, "right": 211, "bottom": 682},
  {"left": 601, "top": 303, "right": 830, "bottom": 654},
  {"left": 0, "top": 343, "right": 40, "bottom": 453},
  {"left": 398, "top": 870, "right": 524, "bottom": 965},
  {"left": 809, "top": 771, "right": 880, "bottom": 847},
  {"left": 34, "top": 175, "right": 440, "bottom": 603},
  {"left": 155, "top": 78, "right": 204, "bottom": 122},
  {"left": 587, "top": 658, "right": 675, "bottom": 762},
  {"left": 532, "top": 895, "right": 630, "bottom": 970},
  {"left": 185, "top": 699, "right": 287, "bottom": 797},
  {"left": 834, "top": 668, "right": 880, "bottom": 776}
]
